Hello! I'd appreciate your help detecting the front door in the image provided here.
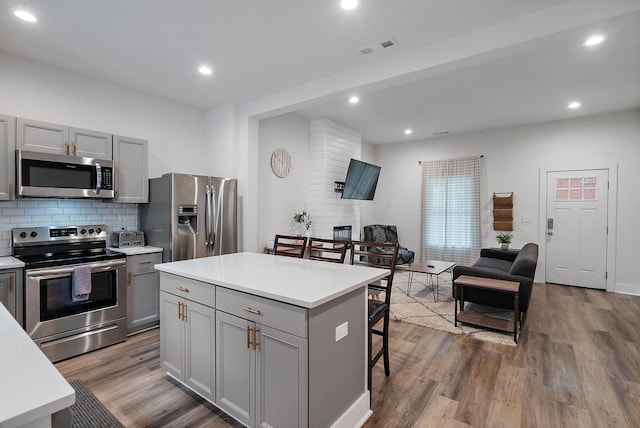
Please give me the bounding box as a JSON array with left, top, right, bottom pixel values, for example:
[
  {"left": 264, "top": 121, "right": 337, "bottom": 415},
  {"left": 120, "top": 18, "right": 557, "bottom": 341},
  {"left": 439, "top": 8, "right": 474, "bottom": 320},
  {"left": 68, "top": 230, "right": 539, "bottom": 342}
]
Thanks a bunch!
[{"left": 545, "top": 169, "right": 608, "bottom": 288}]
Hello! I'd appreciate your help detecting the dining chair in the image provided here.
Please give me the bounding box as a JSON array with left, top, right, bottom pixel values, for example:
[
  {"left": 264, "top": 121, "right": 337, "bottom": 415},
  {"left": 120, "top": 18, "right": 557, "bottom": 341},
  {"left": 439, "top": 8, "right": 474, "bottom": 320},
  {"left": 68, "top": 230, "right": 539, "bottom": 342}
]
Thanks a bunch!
[
  {"left": 273, "top": 234, "right": 308, "bottom": 258},
  {"left": 307, "top": 237, "right": 349, "bottom": 263},
  {"left": 349, "top": 240, "right": 399, "bottom": 396}
]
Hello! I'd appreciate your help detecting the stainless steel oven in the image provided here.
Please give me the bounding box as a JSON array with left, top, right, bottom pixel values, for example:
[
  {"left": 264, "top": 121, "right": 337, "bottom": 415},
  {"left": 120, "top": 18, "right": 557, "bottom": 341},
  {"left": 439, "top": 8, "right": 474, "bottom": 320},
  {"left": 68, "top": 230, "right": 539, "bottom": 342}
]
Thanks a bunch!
[{"left": 13, "top": 225, "right": 127, "bottom": 362}]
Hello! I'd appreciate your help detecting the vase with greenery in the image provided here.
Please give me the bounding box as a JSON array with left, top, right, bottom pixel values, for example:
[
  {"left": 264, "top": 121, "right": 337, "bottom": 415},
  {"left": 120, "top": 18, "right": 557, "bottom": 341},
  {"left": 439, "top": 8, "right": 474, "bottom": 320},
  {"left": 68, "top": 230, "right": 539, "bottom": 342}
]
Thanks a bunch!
[
  {"left": 496, "top": 232, "right": 513, "bottom": 250},
  {"left": 293, "top": 210, "right": 312, "bottom": 237}
]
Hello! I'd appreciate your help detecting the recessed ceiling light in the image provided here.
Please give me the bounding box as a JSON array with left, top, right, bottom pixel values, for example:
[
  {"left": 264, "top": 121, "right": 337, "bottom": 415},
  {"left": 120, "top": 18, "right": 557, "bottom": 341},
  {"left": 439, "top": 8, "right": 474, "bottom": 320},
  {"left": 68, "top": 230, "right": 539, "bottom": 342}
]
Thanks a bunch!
[
  {"left": 584, "top": 35, "right": 605, "bottom": 46},
  {"left": 14, "top": 10, "right": 37, "bottom": 22},
  {"left": 341, "top": 0, "right": 358, "bottom": 10},
  {"left": 348, "top": 96, "right": 359, "bottom": 104},
  {"left": 198, "top": 66, "right": 212, "bottom": 75},
  {"left": 404, "top": 129, "right": 413, "bottom": 135},
  {"left": 568, "top": 101, "right": 581, "bottom": 109}
]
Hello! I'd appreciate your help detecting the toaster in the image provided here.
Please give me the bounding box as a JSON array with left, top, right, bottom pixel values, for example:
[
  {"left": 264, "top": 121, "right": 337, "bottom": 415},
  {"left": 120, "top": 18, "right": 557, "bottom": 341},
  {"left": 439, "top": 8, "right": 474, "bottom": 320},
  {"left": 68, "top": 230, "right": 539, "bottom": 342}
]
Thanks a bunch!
[{"left": 112, "top": 231, "right": 145, "bottom": 247}]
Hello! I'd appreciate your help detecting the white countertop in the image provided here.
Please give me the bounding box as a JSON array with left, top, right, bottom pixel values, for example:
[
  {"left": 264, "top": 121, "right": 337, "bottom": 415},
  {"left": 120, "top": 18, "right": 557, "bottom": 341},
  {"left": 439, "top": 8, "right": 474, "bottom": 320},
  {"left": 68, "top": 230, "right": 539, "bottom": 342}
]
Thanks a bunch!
[
  {"left": 108, "top": 246, "right": 163, "bottom": 255},
  {"left": 0, "top": 305, "right": 75, "bottom": 427},
  {"left": 155, "top": 252, "right": 390, "bottom": 308},
  {"left": 0, "top": 256, "right": 25, "bottom": 269}
]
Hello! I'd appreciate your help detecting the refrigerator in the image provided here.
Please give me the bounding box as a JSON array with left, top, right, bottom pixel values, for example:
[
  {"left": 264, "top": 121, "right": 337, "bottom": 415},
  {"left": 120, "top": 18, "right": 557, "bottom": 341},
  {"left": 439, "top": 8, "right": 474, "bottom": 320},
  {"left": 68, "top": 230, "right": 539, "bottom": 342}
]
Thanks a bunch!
[{"left": 140, "top": 173, "right": 238, "bottom": 262}]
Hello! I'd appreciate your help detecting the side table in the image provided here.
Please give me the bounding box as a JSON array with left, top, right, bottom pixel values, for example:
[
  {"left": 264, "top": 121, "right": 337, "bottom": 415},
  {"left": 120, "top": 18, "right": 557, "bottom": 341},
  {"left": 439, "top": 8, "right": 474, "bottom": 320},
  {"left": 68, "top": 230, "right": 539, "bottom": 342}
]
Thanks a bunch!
[{"left": 454, "top": 275, "right": 520, "bottom": 343}]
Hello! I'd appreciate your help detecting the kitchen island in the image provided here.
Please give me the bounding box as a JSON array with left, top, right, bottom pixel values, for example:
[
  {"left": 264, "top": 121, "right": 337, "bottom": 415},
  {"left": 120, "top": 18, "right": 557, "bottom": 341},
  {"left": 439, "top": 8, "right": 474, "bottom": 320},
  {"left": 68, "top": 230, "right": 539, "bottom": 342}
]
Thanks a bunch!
[
  {"left": 155, "top": 251, "right": 389, "bottom": 428},
  {"left": 0, "top": 303, "right": 75, "bottom": 428}
]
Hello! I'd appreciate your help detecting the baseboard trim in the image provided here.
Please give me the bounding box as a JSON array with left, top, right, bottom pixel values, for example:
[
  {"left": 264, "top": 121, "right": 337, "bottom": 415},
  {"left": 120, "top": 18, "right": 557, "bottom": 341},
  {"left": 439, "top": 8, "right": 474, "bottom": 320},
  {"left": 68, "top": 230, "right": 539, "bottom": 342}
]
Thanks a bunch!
[
  {"left": 330, "top": 391, "right": 372, "bottom": 428},
  {"left": 613, "top": 282, "right": 640, "bottom": 296}
]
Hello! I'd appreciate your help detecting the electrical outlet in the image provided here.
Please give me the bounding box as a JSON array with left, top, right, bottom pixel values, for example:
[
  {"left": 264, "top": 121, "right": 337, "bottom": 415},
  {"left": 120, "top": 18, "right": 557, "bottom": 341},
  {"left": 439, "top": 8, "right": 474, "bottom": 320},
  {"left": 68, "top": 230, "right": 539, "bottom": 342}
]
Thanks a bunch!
[{"left": 335, "top": 321, "right": 348, "bottom": 342}]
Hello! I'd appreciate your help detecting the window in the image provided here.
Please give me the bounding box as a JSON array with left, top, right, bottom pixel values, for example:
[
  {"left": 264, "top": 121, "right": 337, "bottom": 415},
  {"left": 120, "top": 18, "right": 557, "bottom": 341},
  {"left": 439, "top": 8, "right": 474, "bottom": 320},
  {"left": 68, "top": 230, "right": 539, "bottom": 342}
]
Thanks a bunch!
[
  {"left": 556, "top": 176, "right": 597, "bottom": 201},
  {"left": 420, "top": 156, "right": 481, "bottom": 266}
]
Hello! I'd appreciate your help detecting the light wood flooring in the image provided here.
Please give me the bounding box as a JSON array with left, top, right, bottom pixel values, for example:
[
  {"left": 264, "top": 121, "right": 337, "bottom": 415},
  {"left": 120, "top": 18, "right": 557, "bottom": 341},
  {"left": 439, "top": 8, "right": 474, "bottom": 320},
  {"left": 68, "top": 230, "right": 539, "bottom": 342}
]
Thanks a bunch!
[{"left": 55, "top": 282, "right": 640, "bottom": 427}]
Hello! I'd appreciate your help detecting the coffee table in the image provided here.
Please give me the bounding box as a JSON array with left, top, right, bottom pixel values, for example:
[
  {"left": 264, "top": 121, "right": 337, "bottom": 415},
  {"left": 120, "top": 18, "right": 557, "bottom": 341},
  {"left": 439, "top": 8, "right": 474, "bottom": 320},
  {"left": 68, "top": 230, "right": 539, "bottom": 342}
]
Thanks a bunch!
[{"left": 397, "top": 260, "right": 456, "bottom": 302}]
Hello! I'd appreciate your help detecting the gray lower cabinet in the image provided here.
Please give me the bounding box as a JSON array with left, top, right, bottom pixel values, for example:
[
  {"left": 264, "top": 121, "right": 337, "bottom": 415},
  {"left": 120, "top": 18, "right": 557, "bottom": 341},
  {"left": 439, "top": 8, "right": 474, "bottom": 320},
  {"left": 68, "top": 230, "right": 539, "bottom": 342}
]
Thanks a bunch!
[
  {"left": 216, "top": 311, "right": 308, "bottom": 428},
  {"left": 126, "top": 252, "right": 162, "bottom": 334},
  {"left": 160, "top": 290, "right": 216, "bottom": 402},
  {"left": 0, "top": 269, "right": 23, "bottom": 327}
]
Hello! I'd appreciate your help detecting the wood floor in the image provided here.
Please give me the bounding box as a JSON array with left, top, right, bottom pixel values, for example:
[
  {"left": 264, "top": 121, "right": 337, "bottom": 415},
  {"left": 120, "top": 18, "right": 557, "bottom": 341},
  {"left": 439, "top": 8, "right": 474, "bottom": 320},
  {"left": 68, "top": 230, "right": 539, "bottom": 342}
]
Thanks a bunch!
[{"left": 54, "top": 282, "right": 640, "bottom": 427}]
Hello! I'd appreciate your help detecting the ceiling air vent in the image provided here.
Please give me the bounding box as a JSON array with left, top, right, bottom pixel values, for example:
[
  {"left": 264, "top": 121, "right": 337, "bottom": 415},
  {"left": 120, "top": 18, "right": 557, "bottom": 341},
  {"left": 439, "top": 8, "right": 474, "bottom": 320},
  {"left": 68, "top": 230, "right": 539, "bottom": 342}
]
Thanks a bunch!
[
  {"left": 358, "top": 37, "right": 398, "bottom": 56},
  {"left": 433, "top": 131, "right": 450, "bottom": 136}
]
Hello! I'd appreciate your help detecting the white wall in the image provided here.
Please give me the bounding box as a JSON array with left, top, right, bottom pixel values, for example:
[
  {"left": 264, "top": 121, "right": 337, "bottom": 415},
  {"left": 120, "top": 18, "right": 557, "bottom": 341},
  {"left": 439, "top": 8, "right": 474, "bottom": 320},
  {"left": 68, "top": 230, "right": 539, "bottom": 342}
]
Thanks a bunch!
[
  {"left": 0, "top": 52, "right": 208, "bottom": 178},
  {"left": 373, "top": 109, "right": 640, "bottom": 294},
  {"left": 257, "top": 113, "right": 310, "bottom": 248}
]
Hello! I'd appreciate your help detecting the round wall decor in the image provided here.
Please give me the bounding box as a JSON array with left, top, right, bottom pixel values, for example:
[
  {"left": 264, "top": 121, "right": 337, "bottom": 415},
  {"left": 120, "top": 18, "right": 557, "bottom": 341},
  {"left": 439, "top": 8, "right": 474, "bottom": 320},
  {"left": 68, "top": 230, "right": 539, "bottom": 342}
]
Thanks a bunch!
[{"left": 270, "top": 148, "right": 291, "bottom": 178}]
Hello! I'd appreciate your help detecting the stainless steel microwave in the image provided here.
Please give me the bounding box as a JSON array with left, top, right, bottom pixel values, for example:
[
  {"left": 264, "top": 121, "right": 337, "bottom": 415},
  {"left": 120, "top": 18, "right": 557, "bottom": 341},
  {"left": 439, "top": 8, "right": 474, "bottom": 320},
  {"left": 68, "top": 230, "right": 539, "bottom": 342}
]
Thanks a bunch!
[{"left": 17, "top": 150, "right": 114, "bottom": 199}]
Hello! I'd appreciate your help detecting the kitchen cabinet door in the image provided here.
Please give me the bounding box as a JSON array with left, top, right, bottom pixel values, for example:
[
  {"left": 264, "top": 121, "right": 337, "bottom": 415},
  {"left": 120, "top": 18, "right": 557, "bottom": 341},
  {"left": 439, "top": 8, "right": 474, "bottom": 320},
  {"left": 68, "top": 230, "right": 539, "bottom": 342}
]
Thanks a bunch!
[
  {"left": 160, "top": 291, "right": 185, "bottom": 379},
  {"left": 113, "top": 135, "right": 148, "bottom": 203},
  {"left": 17, "top": 118, "right": 68, "bottom": 155},
  {"left": 184, "top": 299, "right": 216, "bottom": 401},
  {"left": 0, "top": 271, "right": 23, "bottom": 327},
  {"left": 17, "top": 118, "right": 112, "bottom": 159},
  {"left": 0, "top": 114, "right": 16, "bottom": 200},
  {"left": 256, "top": 325, "right": 308, "bottom": 428},
  {"left": 126, "top": 253, "right": 161, "bottom": 334},
  {"left": 216, "top": 311, "right": 255, "bottom": 427},
  {"left": 160, "top": 290, "right": 215, "bottom": 402},
  {"left": 69, "top": 127, "right": 112, "bottom": 159}
]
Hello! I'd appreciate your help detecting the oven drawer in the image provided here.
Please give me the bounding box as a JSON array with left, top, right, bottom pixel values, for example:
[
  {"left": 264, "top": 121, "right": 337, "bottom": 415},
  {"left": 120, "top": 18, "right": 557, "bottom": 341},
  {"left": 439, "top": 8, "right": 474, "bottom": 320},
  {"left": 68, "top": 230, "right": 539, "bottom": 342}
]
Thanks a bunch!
[
  {"left": 216, "top": 286, "right": 307, "bottom": 338},
  {"left": 160, "top": 273, "right": 215, "bottom": 308}
]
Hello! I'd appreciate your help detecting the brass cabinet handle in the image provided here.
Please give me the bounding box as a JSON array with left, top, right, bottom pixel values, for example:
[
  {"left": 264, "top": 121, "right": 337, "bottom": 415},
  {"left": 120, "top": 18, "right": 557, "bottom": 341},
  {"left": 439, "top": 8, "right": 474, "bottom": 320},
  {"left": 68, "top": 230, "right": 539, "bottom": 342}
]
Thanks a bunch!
[
  {"left": 64, "top": 141, "right": 69, "bottom": 155},
  {"left": 177, "top": 301, "right": 182, "bottom": 320},
  {"left": 176, "top": 286, "right": 190, "bottom": 293},
  {"left": 242, "top": 307, "right": 261, "bottom": 315},
  {"left": 9, "top": 184, "right": 13, "bottom": 199},
  {"left": 253, "top": 328, "right": 259, "bottom": 350},
  {"left": 246, "top": 326, "right": 251, "bottom": 349},
  {"left": 182, "top": 303, "right": 186, "bottom": 321},
  {"left": 139, "top": 260, "right": 153, "bottom": 264},
  {"left": 128, "top": 272, "right": 132, "bottom": 284},
  {"left": 72, "top": 142, "right": 76, "bottom": 156}
]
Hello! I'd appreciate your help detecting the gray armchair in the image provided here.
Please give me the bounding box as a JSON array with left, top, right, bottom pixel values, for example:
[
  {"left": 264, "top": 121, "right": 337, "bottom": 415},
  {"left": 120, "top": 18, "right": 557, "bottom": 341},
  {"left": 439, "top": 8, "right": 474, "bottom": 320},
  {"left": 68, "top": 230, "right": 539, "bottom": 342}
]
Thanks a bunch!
[{"left": 363, "top": 224, "right": 415, "bottom": 265}]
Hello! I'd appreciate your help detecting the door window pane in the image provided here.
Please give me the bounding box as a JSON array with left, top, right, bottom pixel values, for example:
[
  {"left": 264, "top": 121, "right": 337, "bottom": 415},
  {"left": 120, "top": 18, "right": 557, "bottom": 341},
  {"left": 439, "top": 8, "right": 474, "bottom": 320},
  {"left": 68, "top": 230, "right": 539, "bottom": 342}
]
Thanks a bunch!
[{"left": 556, "top": 177, "right": 597, "bottom": 201}]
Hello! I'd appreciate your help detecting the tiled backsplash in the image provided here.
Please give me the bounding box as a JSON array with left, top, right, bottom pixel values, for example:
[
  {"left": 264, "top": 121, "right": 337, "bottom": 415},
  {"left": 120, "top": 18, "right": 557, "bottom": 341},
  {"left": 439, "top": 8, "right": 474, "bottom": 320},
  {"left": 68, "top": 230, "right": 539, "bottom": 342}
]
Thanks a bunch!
[{"left": 0, "top": 199, "right": 139, "bottom": 256}]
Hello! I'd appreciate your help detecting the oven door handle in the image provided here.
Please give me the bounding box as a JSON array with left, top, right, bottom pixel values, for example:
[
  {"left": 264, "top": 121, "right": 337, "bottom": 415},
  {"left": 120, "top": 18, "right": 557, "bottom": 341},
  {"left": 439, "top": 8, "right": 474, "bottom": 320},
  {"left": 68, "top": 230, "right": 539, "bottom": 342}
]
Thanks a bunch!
[{"left": 26, "top": 259, "right": 125, "bottom": 277}]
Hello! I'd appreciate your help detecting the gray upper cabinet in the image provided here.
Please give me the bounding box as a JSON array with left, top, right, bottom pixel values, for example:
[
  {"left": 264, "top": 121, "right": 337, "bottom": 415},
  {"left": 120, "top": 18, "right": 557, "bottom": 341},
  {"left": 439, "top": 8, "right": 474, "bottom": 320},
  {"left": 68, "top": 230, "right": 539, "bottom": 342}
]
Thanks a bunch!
[
  {"left": 0, "top": 114, "right": 16, "bottom": 200},
  {"left": 17, "top": 118, "right": 112, "bottom": 160},
  {"left": 113, "top": 135, "right": 148, "bottom": 203}
]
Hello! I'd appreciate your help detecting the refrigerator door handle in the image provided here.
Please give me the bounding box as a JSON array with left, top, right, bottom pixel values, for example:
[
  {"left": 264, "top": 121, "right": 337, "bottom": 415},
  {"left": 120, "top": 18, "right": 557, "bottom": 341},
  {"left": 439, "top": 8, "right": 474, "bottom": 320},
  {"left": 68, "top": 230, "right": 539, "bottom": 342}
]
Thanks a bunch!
[
  {"left": 211, "top": 187, "right": 217, "bottom": 252},
  {"left": 205, "top": 185, "right": 211, "bottom": 250}
]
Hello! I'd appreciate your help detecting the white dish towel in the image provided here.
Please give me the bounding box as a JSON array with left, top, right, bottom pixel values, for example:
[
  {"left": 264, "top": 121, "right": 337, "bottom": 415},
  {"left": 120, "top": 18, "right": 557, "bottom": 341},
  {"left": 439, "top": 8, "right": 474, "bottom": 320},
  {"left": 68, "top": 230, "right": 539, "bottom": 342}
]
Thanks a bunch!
[{"left": 72, "top": 265, "right": 92, "bottom": 302}]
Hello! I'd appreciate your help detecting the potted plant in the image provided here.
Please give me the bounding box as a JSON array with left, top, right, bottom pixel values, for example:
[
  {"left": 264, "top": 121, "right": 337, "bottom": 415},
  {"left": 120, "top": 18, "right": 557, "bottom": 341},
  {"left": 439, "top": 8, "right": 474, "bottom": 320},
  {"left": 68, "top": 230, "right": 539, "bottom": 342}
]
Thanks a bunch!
[
  {"left": 293, "top": 210, "right": 312, "bottom": 237},
  {"left": 496, "top": 232, "right": 513, "bottom": 250}
]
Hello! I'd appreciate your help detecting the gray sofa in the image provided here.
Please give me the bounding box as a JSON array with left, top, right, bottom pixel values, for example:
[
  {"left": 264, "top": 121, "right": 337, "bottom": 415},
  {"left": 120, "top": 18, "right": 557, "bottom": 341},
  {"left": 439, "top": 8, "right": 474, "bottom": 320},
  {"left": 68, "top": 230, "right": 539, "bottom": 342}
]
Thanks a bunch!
[{"left": 452, "top": 243, "right": 539, "bottom": 324}]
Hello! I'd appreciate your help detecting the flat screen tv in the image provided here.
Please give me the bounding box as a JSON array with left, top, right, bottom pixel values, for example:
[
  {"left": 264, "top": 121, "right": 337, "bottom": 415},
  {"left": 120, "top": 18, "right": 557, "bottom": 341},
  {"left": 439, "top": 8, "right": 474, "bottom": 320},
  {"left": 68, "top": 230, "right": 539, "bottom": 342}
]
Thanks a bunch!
[{"left": 341, "top": 159, "right": 381, "bottom": 200}]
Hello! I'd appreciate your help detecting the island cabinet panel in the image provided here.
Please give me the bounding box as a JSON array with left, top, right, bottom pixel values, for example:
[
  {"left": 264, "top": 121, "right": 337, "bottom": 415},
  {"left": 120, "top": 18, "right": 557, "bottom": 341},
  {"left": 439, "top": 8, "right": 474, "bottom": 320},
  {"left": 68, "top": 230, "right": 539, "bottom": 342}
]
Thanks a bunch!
[
  {"left": 215, "top": 309, "right": 309, "bottom": 428},
  {"left": 160, "top": 289, "right": 216, "bottom": 402}
]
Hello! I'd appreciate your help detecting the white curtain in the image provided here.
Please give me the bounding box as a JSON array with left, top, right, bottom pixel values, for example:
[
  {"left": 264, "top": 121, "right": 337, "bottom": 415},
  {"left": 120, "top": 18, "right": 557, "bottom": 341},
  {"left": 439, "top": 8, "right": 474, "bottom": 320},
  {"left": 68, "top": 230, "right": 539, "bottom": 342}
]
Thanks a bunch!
[{"left": 420, "top": 155, "right": 481, "bottom": 266}]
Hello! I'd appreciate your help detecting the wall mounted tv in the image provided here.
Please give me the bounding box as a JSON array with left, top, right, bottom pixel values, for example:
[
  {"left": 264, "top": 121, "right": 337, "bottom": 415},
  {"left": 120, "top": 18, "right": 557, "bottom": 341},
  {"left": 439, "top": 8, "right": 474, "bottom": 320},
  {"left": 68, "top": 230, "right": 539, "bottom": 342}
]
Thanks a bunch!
[{"left": 341, "top": 159, "right": 381, "bottom": 200}]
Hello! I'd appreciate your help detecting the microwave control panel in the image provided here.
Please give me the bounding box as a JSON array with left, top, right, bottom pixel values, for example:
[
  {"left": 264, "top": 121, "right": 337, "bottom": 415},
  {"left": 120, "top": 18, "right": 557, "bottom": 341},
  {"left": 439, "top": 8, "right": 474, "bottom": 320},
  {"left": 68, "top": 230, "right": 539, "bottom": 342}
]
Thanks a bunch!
[{"left": 102, "top": 167, "right": 113, "bottom": 190}]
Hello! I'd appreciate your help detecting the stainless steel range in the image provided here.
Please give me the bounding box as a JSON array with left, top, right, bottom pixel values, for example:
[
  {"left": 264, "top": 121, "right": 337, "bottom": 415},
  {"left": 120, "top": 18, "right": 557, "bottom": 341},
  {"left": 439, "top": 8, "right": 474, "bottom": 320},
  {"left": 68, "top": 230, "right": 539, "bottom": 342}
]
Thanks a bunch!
[{"left": 12, "top": 225, "right": 127, "bottom": 362}]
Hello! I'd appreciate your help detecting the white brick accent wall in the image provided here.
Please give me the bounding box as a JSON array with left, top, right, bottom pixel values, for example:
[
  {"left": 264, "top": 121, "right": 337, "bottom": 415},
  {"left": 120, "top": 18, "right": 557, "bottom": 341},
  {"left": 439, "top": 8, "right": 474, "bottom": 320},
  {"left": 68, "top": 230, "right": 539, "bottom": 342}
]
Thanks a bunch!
[
  {"left": 308, "top": 118, "right": 362, "bottom": 240},
  {"left": 0, "top": 200, "right": 138, "bottom": 256}
]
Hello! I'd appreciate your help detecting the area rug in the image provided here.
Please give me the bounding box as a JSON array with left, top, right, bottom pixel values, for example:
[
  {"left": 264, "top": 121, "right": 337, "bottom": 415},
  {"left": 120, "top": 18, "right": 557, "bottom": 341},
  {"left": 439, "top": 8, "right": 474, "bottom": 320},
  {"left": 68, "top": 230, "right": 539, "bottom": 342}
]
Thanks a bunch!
[
  {"left": 69, "top": 380, "right": 124, "bottom": 428},
  {"left": 390, "top": 271, "right": 518, "bottom": 346}
]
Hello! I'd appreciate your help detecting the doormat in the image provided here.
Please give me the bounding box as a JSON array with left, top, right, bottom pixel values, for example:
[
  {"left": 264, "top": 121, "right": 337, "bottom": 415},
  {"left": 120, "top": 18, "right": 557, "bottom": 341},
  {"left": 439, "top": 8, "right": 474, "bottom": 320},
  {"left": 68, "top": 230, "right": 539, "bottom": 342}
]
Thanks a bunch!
[
  {"left": 390, "top": 271, "right": 518, "bottom": 346},
  {"left": 69, "top": 380, "right": 124, "bottom": 428}
]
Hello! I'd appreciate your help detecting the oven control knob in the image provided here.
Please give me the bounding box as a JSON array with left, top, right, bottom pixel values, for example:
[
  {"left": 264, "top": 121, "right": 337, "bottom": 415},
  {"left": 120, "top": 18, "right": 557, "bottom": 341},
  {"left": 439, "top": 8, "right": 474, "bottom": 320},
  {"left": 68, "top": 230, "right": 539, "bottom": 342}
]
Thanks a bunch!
[
  {"left": 20, "top": 232, "right": 27, "bottom": 239},
  {"left": 80, "top": 229, "right": 86, "bottom": 235},
  {"left": 96, "top": 227, "right": 102, "bottom": 234},
  {"left": 30, "top": 231, "right": 38, "bottom": 238},
  {"left": 88, "top": 228, "right": 95, "bottom": 234}
]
